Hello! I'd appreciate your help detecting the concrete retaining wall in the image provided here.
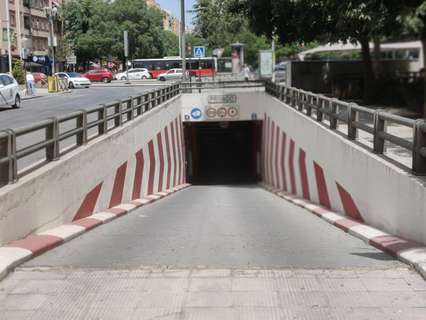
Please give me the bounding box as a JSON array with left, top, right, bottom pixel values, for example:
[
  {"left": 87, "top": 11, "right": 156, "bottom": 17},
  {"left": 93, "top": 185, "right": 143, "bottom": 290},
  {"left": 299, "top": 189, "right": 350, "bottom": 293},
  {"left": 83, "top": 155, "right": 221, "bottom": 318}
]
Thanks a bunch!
[
  {"left": 260, "top": 92, "right": 426, "bottom": 245},
  {"left": 0, "top": 96, "right": 186, "bottom": 246}
]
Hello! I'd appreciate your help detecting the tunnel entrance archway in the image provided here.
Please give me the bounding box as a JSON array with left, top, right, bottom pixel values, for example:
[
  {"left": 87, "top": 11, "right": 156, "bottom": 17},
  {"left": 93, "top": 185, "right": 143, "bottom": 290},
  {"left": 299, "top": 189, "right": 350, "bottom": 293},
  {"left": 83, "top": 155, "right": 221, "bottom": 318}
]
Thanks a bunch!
[{"left": 185, "top": 121, "right": 262, "bottom": 185}]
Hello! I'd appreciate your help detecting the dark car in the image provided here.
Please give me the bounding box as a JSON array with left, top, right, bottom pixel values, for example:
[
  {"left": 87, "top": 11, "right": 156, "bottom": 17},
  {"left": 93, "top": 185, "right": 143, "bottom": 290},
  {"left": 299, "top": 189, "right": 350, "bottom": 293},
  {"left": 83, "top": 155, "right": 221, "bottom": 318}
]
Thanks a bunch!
[{"left": 81, "top": 69, "right": 113, "bottom": 83}]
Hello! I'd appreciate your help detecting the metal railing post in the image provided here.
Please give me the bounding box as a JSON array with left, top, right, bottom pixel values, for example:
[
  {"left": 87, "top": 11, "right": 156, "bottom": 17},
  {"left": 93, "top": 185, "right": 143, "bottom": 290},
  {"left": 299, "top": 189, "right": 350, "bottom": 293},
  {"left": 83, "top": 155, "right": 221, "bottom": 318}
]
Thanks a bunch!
[
  {"left": 114, "top": 101, "right": 122, "bottom": 127},
  {"left": 76, "top": 110, "right": 88, "bottom": 145},
  {"left": 98, "top": 104, "right": 107, "bottom": 135},
  {"left": 0, "top": 130, "right": 17, "bottom": 184},
  {"left": 46, "top": 117, "right": 60, "bottom": 161},
  {"left": 306, "top": 94, "right": 312, "bottom": 116},
  {"left": 135, "top": 96, "right": 142, "bottom": 116},
  {"left": 317, "top": 96, "right": 323, "bottom": 122},
  {"left": 373, "top": 111, "right": 385, "bottom": 154},
  {"left": 412, "top": 119, "right": 426, "bottom": 175},
  {"left": 330, "top": 99, "right": 338, "bottom": 130},
  {"left": 297, "top": 91, "right": 304, "bottom": 112},
  {"left": 347, "top": 103, "right": 357, "bottom": 140},
  {"left": 127, "top": 97, "right": 134, "bottom": 121}
]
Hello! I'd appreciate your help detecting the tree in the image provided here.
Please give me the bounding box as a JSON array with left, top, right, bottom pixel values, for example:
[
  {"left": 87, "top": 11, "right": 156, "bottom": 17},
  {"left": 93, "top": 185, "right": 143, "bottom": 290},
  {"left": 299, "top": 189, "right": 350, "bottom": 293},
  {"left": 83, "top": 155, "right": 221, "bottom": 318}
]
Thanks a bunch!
[
  {"left": 193, "top": 0, "right": 270, "bottom": 66},
  {"left": 62, "top": 0, "right": 180, "bottom": 66},
  {"left": 399, "top": 1, "right": 426, "bottom": 116},
  {"left": 237, "top": 0, "right": 404, "bottom": 103}
]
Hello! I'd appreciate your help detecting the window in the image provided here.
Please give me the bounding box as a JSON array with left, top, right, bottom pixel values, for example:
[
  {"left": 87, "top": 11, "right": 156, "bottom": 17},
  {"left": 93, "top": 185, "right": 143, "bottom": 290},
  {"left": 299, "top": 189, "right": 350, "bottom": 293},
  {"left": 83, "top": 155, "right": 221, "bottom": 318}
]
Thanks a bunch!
[
  {"left": 24, "top": 15, "right": 31, "bottom": 30},
  {"left": 9, "top": 11, "right": 16, "bottom": 27},
  {"left": 0, "top": 75, "right": 14, "bottom": 86},
  {"left": 408, "top": 49, "right": 420, "bottom": 61}
]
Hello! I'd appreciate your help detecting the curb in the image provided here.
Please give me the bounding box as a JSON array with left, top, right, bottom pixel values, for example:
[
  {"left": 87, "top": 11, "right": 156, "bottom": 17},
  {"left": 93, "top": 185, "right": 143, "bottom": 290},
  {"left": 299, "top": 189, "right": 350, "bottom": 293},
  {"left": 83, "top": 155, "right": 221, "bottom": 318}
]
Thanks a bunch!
[
  {"left": 0, "top": 183, "right": 191, "bottom": 281},
  {"left": 260, "top": 183, "right": 426, "bottom": 280}
]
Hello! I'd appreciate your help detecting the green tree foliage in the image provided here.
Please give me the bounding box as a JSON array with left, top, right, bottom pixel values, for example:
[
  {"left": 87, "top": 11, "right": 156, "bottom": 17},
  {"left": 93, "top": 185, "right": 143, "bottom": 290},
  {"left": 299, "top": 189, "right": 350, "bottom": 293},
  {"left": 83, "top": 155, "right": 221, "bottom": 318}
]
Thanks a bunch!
[
  {"left": 193, "top": 0, "right": 270, "bottom": 66},
  {"left": 12, "top": 59, "right": 25, "bottom": 85},
  {"left": 237, "top": 0, "right": 404, "bottom": 103},
  {"left": 399, "top": 1, "right": 426, "bottom": 116},
  {"left": 63, "top": 0, "right": 179, "bottom": 64}
]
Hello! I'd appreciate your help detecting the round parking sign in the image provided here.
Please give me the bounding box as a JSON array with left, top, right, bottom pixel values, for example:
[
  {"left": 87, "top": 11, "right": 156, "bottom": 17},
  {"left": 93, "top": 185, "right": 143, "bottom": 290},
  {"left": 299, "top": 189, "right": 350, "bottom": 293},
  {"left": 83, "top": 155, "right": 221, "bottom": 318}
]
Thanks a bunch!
[{"left": 191, "top": 107, "right": 202, "bottom": 120}]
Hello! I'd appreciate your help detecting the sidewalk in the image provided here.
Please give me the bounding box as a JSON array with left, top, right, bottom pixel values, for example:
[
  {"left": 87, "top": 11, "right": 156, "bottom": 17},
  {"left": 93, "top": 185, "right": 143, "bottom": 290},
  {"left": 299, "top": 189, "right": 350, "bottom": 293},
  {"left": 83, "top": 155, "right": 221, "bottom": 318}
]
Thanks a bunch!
[{"left": 20, "top": 88, "right": 70, "bottom": 101}]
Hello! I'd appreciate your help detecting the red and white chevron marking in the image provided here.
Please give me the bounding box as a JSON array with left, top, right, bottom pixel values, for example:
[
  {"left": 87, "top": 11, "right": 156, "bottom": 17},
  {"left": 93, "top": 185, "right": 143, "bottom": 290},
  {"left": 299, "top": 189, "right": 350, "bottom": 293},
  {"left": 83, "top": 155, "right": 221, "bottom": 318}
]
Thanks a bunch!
[
  {"left": 72, "top": 115, "right": 187, "bottom": 222},
  {"left": 0, "top": 184, "right": 191, "bottom": 280},
  {"left": 261, "top": 113, "right": 363, "bottom": 222},
  {"left": 261, "top": 184, "right": 426, "bottom": 279},
  {"left": 0, "top": 114, "right": 190, "bottom": 280}
]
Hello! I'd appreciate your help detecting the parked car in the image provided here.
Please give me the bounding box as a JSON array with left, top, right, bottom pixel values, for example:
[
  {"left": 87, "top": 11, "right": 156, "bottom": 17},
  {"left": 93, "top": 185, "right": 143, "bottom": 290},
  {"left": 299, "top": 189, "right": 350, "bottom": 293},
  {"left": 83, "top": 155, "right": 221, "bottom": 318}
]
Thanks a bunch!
[
  {"left": 82, "top": 69, "right": 113, "bottom": 83},
  {"left": 115, "top": 68, "right": 151, "bottom": 80},
  {"left": 157, "top": 69, "right": 183, "bottom": 81},
  {"left": 274, "top": 62, "right": 288, "bottom": 82},
  {"left": 32, "top": 72, "right": 47, "bottom": 85},
  {"left": 0, "top": 73, "right": 20, "bottom": 108},
  {"left": 55, "top": 72, "right": 91, "bottom": 89}
]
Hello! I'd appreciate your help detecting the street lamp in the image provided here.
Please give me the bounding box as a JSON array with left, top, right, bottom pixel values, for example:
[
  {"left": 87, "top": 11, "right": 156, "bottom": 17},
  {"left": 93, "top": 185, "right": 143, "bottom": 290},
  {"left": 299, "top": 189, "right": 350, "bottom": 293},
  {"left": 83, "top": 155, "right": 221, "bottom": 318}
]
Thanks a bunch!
[
  {"left": 44, "top": 5, "right": 59, "bottom": 74},
  {"left": 180, "top": 0, "right": 186, "bottom": 81}
]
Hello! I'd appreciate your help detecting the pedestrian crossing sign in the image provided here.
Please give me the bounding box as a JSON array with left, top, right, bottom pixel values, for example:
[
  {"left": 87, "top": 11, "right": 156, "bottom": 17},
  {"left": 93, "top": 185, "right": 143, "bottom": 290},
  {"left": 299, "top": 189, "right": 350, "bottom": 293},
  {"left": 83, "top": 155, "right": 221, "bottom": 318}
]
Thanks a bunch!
[{"left": 193, "top": 46, "right": 206, "bottom": 58}]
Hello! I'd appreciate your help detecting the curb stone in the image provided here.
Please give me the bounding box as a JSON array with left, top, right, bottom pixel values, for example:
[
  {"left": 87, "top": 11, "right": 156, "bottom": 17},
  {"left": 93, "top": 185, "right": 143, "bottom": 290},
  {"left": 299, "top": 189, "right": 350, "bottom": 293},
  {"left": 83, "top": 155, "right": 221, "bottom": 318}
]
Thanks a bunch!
[
  {"left": 260, "top": 182, "right": 426, "bottom": 280},
  {"left": 0, "top": 183, "right": 191, "bottom": 282}
]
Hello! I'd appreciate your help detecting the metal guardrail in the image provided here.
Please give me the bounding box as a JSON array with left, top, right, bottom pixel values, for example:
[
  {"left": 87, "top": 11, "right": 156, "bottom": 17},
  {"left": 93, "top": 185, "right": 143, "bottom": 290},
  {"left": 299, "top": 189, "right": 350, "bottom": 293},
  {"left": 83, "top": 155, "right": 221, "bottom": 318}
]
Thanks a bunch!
[
  {"left": 0, "top": 83, "right": 180, "bottom": 186},
  {"left": 265, "top": 81, "right": 426, "bottom": 175},
  {"left": 1, "top": 79, "right": 425, "bottom": 187},
  {"left": 181, "top": 80, "right": 265, "bottom": 92}
]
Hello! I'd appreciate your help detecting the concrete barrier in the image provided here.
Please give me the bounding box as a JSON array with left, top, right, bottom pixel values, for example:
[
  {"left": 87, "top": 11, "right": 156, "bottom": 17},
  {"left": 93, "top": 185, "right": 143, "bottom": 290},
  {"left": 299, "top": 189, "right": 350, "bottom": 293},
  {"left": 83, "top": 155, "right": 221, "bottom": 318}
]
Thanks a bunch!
[
  {"left": 260, "top": 93, "right": 426, "bottom": 245},
  {"left": 0, "top": 96, "right": 186, "bottom": 246}
]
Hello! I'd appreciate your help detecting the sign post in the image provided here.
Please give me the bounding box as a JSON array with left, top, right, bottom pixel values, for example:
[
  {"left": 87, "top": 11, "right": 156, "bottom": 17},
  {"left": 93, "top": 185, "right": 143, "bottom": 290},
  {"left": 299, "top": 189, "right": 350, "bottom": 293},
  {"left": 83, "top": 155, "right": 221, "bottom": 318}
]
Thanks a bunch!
[{"left": 259, "top": 50, "right": 273, "bottom": 79}]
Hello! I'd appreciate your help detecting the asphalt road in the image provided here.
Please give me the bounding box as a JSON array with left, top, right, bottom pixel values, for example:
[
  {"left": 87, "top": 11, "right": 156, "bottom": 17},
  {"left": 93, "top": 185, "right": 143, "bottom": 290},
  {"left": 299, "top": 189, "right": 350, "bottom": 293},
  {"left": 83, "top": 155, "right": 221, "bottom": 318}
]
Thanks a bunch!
[
  {"left": 0, "top": 84, "right": 164, "bottom": 130},
  {"left": 0, "top": 84, "right": 165, "bottom": 173},
  {"left": 27, "top": 185, "right": 401, "bottom": 269},
  {"left": 4, "top": 186, "right": 425, "bottom": 319}
]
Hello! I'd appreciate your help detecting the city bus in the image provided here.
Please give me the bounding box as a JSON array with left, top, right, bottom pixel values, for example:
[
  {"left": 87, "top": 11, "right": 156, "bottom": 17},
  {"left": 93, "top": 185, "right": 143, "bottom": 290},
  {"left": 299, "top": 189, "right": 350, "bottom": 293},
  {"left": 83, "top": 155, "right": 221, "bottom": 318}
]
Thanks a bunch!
[
  {"left": 298, "top": 41, "right": 424, "bottom": 72},
  {"left": 132, "top": 57, "right": 217, "bottom": 79}
]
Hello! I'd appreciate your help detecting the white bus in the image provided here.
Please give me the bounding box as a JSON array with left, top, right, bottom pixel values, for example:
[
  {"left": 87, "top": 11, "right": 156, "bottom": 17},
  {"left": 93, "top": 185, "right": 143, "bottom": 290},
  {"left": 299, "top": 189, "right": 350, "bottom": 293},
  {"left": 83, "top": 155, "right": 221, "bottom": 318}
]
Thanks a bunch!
[{"left": 298, "top": 41, "right": 424, "bottom": 72}]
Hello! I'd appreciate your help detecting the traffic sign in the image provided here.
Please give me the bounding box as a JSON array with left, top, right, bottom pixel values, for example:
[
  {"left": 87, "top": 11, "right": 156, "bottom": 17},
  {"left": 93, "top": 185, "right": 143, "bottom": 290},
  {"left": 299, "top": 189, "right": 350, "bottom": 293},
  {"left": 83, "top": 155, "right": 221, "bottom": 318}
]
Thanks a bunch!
[
  {"left": 66, "top": 55, "right": 77, "bottom": 65},
  {"left": 193, "top": 46, "right": 206, "bottom": 58},
  {"left": 191, "top": 107, "right": 202, "bottom": 120}
]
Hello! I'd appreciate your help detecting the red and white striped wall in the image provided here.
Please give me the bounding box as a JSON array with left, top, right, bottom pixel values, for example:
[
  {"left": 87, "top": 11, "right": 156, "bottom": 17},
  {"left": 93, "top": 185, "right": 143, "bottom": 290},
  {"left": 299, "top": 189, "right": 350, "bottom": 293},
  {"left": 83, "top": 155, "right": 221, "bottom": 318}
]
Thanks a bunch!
[
  {"left": 261, "top": 113, "right": 364, "bottom": 223},
  {"left": 260, "top": 91, "right": 426, "bottom": 246},
  {"left": 72, "top": 115, "right": 187, "bottom": 222}
]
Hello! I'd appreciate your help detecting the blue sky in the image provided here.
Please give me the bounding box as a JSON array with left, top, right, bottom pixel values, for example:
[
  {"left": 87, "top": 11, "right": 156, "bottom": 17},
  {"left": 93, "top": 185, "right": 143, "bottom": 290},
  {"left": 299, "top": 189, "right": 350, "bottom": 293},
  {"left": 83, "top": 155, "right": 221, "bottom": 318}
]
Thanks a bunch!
[{"left": 157, "top": 0, "right": 196, "bottom": 26}]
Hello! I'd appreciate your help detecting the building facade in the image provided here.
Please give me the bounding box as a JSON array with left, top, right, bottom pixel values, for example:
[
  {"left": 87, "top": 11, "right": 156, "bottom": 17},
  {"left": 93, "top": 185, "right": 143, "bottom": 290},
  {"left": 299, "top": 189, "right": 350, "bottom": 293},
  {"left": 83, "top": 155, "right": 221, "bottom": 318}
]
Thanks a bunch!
[
  {"left": 145, "top": 0, "right": 180, "bottom": 35},
  {"left": 0, "top": 0, "right": 62, "bottom": 72}
]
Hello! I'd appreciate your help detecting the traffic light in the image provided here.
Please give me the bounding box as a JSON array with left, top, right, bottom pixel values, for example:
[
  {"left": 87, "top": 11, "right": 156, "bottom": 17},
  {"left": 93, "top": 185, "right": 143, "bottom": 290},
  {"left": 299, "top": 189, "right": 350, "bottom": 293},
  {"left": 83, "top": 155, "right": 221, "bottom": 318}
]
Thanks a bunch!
[{"left": 187, "top": 44, "right": 192, "bottom": 57}]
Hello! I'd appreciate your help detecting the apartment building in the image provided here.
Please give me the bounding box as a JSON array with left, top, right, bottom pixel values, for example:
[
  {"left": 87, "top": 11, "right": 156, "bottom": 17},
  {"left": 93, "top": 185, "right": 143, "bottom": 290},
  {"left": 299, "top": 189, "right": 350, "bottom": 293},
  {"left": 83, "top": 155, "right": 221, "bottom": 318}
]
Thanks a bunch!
[
  {"left": 0, "top": 0, "right": 62, "bottom": 72},
  {"left": 145, "top": 0, "right": 180, "bottom": 36}
]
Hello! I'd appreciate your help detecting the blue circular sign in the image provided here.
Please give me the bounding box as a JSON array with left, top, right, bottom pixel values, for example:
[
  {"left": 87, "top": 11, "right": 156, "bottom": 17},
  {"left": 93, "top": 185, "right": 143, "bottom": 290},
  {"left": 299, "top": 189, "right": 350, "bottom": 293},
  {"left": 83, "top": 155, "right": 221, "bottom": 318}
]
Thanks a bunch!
[{"left": 191, "top": 107, "right": 202, "bottom": 120}]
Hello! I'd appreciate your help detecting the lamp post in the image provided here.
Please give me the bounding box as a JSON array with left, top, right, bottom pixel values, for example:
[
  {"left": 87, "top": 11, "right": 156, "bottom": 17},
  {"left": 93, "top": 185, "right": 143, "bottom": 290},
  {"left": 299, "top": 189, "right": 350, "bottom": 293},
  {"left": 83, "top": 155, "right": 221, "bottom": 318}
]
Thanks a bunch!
[
  {"left": 5, "top": 0, "right": 13, "bottom": 73},
  {"left": 44, "top": 5, "right": 58, "bottom": 75},
  {"left": 180, "top": 0, "right": 186, "bottom": 81}
]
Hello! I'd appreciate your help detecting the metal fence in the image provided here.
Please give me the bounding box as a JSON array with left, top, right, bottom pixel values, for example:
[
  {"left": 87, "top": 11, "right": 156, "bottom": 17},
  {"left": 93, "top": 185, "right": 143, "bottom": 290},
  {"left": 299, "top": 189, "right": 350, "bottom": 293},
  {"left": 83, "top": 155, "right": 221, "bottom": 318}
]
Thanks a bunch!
[
  {"left": 0, "top": 83, "right": 180, "bottom": 186},
  {"left": 265, "top": 81, "right": 426, "bottom": 175},
  {"left": 1, "top": 79, "right": 425, "bottom": 187},
  {"left": 181, "top": 80, "right": 265, "bottom": 92}
]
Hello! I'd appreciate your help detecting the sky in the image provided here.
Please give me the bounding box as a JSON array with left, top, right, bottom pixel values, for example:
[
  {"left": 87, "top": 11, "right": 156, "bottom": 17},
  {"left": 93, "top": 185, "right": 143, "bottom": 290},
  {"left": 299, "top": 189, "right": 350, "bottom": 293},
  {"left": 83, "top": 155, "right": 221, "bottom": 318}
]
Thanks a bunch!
[{"left": 157, "top": 0, "right": 196, "bottom": 26}]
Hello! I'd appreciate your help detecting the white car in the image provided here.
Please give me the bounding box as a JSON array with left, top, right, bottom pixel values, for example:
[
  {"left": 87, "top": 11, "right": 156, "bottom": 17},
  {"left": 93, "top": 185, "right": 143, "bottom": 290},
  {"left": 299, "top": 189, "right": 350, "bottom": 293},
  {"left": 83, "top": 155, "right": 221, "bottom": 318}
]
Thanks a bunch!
[
  {"left": 158, "top": 69, "right": 183, "bottom": 81},
  {"left": 115, "top": 68, "right": 151, "bottom": 80},
  {"left": 0, "top": 73, "right": 20, "bottom": 108},
  {"left": 55, "top": 72, "right": 91, "bottom": 89}
]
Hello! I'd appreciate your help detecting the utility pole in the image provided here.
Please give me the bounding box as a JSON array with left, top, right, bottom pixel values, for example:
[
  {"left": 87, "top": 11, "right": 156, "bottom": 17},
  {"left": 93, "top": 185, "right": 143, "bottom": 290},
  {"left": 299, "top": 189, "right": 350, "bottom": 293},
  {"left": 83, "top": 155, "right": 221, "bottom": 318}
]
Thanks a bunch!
[
  {"left": 5, "top": 0, "right": 13, "bottom": 73},
  {"left": 180, "top": 0, "right": 186, "bottom": 81},
  {"left": 45, "top": 5, "right": 58, "bottom": 75}
]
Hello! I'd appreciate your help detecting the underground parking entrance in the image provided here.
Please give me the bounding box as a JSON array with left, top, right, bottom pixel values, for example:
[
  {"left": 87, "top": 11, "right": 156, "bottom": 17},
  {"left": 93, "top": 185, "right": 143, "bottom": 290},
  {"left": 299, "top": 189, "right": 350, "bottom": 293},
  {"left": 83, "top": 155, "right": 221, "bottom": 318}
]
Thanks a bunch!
[{"left": 184, "top": 120, "right": 262, "bottom": 185}]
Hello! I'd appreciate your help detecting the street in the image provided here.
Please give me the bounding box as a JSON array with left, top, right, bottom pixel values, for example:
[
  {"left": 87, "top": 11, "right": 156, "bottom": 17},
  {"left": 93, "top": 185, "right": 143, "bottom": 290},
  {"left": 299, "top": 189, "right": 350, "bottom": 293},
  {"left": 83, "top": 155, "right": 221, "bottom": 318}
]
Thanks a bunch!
[{"left": 0, "top": 84, "right": 165, "bottom": 130}]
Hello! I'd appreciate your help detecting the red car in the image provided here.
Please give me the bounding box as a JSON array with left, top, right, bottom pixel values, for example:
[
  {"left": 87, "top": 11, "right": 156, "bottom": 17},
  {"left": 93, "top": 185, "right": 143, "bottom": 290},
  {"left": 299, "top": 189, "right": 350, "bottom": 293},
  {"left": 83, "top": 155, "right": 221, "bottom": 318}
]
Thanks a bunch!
[
  {"left": 82, "top": 69, "right": 113, "bottom": 83},
  {"left": 32, "top": 72, "right": 47, "bottom": 85}
]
